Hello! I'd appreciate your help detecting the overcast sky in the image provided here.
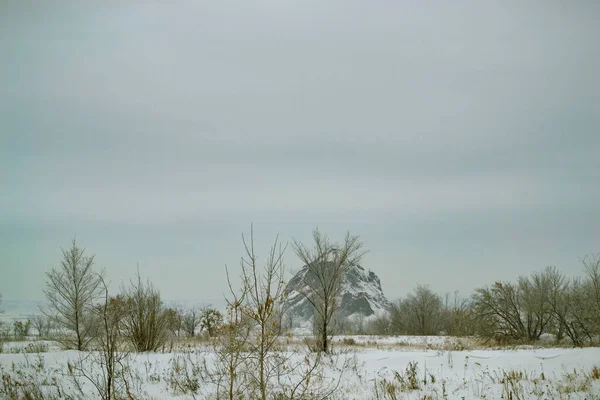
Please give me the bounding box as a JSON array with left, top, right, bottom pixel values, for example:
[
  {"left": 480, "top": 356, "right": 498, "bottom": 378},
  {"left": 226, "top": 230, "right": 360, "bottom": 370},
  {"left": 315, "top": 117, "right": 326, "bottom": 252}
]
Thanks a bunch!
[{"left": 1, "top": 0, "right": 599, "bottom": 303}]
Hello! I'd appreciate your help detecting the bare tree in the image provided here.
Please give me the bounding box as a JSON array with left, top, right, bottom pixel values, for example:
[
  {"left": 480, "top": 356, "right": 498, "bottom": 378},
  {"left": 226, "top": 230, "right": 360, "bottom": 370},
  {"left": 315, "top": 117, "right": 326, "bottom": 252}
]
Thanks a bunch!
[
  {"left": 543, "top": 266, "right": 591, "bottom": 346},
  {"left": 121, "top": 269, "right": 170, "bottom": 352},
  {"left": 69, "top": 276, "right": 139, "bottom": 400},
  {"left": 164, "top": 306, "right": 184, "bottom": 337},
  {"left": 43, "top": 239, "right": 103, "bottom": 350},
  {"left": 182, "top": 309, "right": 201, "bottom": 337},
  {"left": 389, "top": 299, "right": 405, "bottom": 334},
  {"left": 517, "top": 272, "right": 553, "bottom": 340},
  {"left": 292, "top": 229, "right": 366, "bottom": 354},
  {"left": 441, "top": 291, "right": 474, "bottom": 336},
  {"left": 473, "top": 272, "right": 552, "bottom": 342},
  {"left": 473, "top": 281, "right": 525, "bottom": 342},
  {"left": 401, "top": 285, "right": 443, "bottom": 335},
  {"left": 238, "top": 226, "right": 288, "bottom": 399},
  {"left": 215, "top": 263, "right": 253, "bottom": 400},
  {"left": 31, "top": 314, "right": 52, "bottom": 338},
  {"left": 213, "top": 225, "right": 333, "bottom": 400},
  {"left": 199, "top": 306, "right": 223, "bottom": 337},
  {"left": 582, "top": 254, "right": 600, "bottom": 334}
]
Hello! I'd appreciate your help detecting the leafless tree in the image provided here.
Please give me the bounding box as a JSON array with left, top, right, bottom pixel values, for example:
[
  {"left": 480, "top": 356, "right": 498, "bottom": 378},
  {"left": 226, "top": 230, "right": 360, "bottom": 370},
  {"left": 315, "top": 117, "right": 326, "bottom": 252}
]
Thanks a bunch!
[
  {"left": 401, "top": 285, "right": 443, "bottom": 335},
  {"left": 30, "top": 314, "right": 52, "bottom": 338},
  {"left": 214, "top": 262, "right": 252, "bottom": 400},
  {"left": 543, "top": 266, "right": 591, "bottom": 346},
  {"left": 389, "top": 299, "right": 405, "bottom": 334},
  {"left": 69, "top": 276, "right": 140, "bottom": 400},
  {"left": 199, "top": 306, "right": 223, "bottom": 337},
  {"left": 473, "top": 281, "right": 525, "bottom": 341},
  {"left": 182, "top": 309, "right": 201, "bottom": 337},
  {"left": 473, "top": 271, "right": 552, "bottom": 342},
  {"left": 121, "top": 269, "right": 170, "bottom": 352},
  {"left": 441, "top": 291, "right": 474, "bottom": 336},
  {"left": 43, "top": 239, "right": 103, "bottom": 350},
  {"left": 211, "top": 225, "right": 335, "bottom": 400},
  {"left": 366, "top": 313, "right": 392, "bottom": 335},
  {"left": 292, "top": 229, "right": 366, "bottom": 353},
  {"left": 164, "top": 306, "right": 184, "bottom": 337},
  {"left": 237, "top": 226, "right": 288, "bottom": 399},
  {"left": 517, "top": 271, "right": 553, "bottom": 340},
  {"left": 582, "top": 254, "right": 600, "bottom": 334}
]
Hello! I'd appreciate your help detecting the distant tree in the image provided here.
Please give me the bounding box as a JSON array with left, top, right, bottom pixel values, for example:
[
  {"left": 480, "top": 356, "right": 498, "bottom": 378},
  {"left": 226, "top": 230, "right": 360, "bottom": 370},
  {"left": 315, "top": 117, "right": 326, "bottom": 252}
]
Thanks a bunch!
[
  {"left": 517, "top": 271, "right": 553, "bottom": 340},
  {"left": 31, "top": 314, "right": 53, "bottom": 338},
  {"left": 543, "top": 266, "right": 591, "bottom": 346},
  {"left": 473, "top": 269, "right": 554, "bottom": 342},
  {"left": 43, "top": 239, "right": 103, "bottom": 350},
  {"left": 293, "top": 229, "right": 366, "bottom": 354},
  {"left": 473, "top": 281, "right": 524, "bottom": 341},
  {"left": 182, "top": 309, "right": 201, "bottom": 337},
  {"left": 582, "top": 254, "right": 600, "bottom": 334},
  {"left": 389, "top": 299, "right": 405, "bottom": 334},
  {"left": 164, "top": 306, "right": 184, "bottom": 337},
  {"left": 13, "top": 320, "right": 32, "bottom": 338},
  {"left": 200, "top": 306, "right": 223, "bottom": 337},
  {"left": 401, "top": 285, "right": 443, "bottom": 335},
  {"left": 441, "top": 291, "right": 474, "bottom": 336},
  {"left": 366, "top": 313, "right": 391, "bottom": 335}
]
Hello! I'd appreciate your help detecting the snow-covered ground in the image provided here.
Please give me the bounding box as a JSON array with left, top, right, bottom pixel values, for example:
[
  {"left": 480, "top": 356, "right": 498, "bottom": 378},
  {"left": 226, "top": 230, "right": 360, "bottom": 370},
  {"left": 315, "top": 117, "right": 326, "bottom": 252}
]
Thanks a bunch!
[{"left": 1, "top": 336, "right": 599, "bottom": 399}]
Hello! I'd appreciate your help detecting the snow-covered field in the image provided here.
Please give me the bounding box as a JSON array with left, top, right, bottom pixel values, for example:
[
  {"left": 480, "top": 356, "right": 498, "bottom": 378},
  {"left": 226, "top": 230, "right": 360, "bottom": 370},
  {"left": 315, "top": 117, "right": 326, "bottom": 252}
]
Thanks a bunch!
[{"left": 1, "top": 336, "right": 599, "bottom": 399}]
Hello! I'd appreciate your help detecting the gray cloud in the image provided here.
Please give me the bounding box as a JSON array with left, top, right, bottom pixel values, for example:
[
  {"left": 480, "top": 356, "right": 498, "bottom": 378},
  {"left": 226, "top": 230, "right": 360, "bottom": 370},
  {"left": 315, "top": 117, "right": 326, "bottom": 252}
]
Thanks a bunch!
[{"left": 1, "top": 0, "right": 599, "bottom": 301}]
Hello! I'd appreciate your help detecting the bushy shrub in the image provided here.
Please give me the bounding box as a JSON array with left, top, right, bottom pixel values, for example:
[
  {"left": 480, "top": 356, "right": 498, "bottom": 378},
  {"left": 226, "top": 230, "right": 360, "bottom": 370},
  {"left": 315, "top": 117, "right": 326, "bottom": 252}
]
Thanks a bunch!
[
  {"left": 121, "top": 271, "right": 170, "bottom": 352},
  {"left": 13, "top": 320, "right": 31, "bottom": 338}
]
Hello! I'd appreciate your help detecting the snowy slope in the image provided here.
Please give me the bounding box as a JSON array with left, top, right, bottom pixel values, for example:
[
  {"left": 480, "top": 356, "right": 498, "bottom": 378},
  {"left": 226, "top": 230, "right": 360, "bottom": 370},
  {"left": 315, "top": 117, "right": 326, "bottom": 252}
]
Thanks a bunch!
[{"left": 2, "top": 340, "right": 600, "bottom": 399}]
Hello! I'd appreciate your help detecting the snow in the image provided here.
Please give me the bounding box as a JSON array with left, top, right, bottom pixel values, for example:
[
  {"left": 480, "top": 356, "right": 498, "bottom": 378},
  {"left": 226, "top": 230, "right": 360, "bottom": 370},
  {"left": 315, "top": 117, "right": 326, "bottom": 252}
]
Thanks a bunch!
[{"left": 1, "top": 335, "right": 599, "bottom": 399}]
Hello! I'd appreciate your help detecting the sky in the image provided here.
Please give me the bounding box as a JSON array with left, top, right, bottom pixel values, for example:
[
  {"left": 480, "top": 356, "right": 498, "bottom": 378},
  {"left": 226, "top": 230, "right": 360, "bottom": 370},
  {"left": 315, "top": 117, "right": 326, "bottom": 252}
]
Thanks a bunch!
[{"left": 1, "top": 0, "right": 599, "bottom": 303}]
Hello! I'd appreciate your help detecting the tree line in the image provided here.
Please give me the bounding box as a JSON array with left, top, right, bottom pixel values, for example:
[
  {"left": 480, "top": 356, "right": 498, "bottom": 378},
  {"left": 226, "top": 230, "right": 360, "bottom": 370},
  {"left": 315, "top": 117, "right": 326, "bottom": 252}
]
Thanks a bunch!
[
  {"left": 1, "top": 233, "right": 599, "bottom": 352},
  {"left": 364, "top": 256, "right": 600, "bottom": 346}
]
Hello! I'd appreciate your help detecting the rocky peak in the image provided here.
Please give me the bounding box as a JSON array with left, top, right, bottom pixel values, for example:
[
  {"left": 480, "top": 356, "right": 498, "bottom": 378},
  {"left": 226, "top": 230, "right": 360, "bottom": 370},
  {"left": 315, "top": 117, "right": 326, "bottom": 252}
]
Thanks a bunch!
[{"left": 283, "top": 263, "right": 391, "bottom": 327}]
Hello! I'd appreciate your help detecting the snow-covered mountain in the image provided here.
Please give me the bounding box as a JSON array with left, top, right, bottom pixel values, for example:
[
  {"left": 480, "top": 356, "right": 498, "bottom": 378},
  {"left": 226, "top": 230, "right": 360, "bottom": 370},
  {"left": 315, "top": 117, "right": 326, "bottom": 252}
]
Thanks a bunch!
[{"left": 283, "top": 264, "right": 391, "bottom": 329}]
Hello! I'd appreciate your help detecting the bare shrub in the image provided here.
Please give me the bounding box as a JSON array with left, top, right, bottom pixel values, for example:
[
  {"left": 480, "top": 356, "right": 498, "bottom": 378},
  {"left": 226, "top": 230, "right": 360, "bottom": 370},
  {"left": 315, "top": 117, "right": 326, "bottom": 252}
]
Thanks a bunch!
[
  {"left": 212, "top": 257, "right": 253, "bottom": 400},
  {"left": 121, "top": 269, "right": 170, "bottom": 352},
  {"left": 366, "top": 314, "right": 391, "bottom": 335},
  {"left": 13, "top": 320, "right": 31, "bottom": 338}
]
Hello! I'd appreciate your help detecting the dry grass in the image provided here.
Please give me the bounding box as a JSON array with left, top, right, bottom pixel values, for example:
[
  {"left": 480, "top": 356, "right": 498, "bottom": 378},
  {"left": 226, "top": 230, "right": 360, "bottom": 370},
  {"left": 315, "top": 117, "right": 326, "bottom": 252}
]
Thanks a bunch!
[{"left": 591, "top": 365, "right": 600, "bottom": 380}]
